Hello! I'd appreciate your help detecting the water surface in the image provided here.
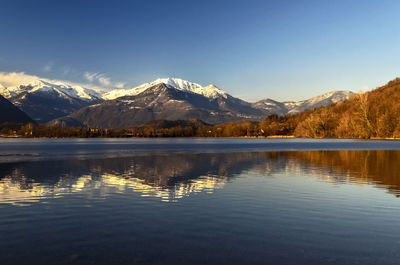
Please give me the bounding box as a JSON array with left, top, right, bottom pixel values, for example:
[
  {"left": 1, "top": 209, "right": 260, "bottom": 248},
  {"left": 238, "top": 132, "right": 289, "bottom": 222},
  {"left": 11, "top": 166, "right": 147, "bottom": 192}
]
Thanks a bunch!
[
  {"left": 2, "top": 137, "right": 400, "bottom": 163},
  {"left": 1, "top": 139, "right": 400, "bottom": 264}
]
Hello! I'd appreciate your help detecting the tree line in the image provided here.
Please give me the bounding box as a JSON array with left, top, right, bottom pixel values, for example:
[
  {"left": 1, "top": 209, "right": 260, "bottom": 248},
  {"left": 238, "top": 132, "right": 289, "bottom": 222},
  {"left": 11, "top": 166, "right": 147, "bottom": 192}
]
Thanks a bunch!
[{"left": 0, "top": 118, "right": 290, "bottom": 138}]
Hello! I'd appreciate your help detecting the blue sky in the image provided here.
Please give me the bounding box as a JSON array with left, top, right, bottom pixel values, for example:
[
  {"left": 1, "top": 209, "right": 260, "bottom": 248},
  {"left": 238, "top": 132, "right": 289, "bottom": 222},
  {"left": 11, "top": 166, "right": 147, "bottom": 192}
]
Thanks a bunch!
[{"left": 1, "top": 0, "right": 400, "bottom": 101}]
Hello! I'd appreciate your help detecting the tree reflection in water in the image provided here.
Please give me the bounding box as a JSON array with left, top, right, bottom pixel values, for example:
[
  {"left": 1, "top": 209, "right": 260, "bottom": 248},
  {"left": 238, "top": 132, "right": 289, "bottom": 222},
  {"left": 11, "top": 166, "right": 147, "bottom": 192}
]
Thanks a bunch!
[{"left": 1, "top": 150, "right": 400, "bottom": 205}]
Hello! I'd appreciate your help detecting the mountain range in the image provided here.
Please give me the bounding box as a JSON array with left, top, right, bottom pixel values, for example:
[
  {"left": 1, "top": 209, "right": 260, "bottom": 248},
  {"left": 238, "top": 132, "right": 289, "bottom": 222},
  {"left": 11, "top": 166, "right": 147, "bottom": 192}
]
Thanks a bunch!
[
  {"left": 0, "top": 77, "right": 353, "bottom": 128},
  {"left": 0, "top": 80, "right": 102, "bottom": 123}
]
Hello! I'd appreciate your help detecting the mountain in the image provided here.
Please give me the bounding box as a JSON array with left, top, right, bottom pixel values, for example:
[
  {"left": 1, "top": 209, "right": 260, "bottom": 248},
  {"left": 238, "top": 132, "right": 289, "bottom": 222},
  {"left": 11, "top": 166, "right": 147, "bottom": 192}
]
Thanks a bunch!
[
  {"left": 103, "top": 78, "right": 227, "bottom": 100},
  {"left": 49, "top": 78, "right": 353, "bottom": 128},
  {"left": 0, "top": 94, "right": 35, "bottom": 124},
  {"left": 251, "top": 98, "right": 289, "bottom": 116},
  {"left": 0, "top": 80, "right": 103, "bottom": 123},
  {"left": 50, "top": 83, "right": 266, "bottom": 128},
  {"left": 284, "top": 90, "right": 354, "bottom": 114},
  {"left": 253, "top": 90, "right": 353, "bottom": 115},
  {"left": 105, "top": 78, "right": 352, "bottom": 116},
  {"left": 1, "top": 76, "right": 352, "bottom": 128}
]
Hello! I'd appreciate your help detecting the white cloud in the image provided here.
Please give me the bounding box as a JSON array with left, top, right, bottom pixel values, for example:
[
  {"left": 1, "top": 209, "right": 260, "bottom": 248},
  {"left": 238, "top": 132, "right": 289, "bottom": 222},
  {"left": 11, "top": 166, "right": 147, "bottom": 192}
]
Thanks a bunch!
[
  {"left": 84, "top": 72, "right": 113, "bottom": 87},
  {"left": 84, "top": 72, "right": 99, "bottom": 82},
  {"left": 98, "top": 76, "right": 111, "bottom": 86},
  {"left": 0, "top": 72, "right": 40, "bottom": 87},
  {"left": 115, "top": 82, "right": 125, "bottom": 89}
]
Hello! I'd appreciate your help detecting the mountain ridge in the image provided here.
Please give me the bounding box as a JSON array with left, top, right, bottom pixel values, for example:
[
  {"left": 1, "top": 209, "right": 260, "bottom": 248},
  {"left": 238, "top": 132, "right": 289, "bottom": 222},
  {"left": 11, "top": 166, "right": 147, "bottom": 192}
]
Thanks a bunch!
[
  {"left": 0, "top": 79, "right": 103, "bottom": 123},
  {"left": 0, "top": 76, "right": 353, "bottom": 126},
  {"left": 253, "top": 90, "right": 353, "bottom": 115},
  {"left": 50, "top": 82, "right": 352, "bottom": 128},
  {"left": 50, "top": 83, "right": 265, "bottom": 128},
  {"left": 103, "top": 77, "right": 228, "bottom": 100}
]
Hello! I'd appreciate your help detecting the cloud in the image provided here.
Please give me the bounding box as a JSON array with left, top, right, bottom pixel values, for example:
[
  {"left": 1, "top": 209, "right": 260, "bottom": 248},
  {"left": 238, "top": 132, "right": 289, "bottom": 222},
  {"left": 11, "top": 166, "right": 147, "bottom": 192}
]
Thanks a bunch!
[
  {"left": 114, "top": 82, "right": 126, "bottom": 89},
  {"left": 43, "top": 62, "right": 53, "bottom": 72},
  {"left": 0, "top": 72, "right": 40, "bottom": 87},
  {"left": 84, "top": 72, "right": 99, "bottom": 82},
  {"left": 98, "top": 76, "right": 111, "bottom": 86},
  {"left": 84, "top": 72, "right": 110, "bottom": 86},
  {"left": 84, "top": 72, "right": 120, "bottom": 88}
]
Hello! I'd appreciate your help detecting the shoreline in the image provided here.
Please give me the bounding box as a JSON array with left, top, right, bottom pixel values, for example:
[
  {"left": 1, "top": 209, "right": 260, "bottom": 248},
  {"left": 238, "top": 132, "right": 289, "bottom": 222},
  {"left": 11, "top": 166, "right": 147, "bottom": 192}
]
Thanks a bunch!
[{"left": 1, "top": 135, "right": 400, "bottom": 141}]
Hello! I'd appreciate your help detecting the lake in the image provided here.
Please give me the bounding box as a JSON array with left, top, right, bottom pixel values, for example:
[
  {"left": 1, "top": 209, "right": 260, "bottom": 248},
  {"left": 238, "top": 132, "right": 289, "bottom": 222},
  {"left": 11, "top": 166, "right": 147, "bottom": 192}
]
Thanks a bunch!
[{"left": 1, "top": 138, "right": 400, "bottom": 264}]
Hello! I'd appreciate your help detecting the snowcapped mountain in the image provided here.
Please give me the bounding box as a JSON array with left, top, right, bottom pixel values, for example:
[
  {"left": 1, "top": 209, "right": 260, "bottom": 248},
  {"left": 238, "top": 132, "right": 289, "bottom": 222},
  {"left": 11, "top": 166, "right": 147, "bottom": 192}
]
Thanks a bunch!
[
  {"left": 51, "top": 83, "right": 264, "bottom": 128},
  {"left": 0, "top": 75, "right": 354, "bottom": 126},
  {"left": 0, "top": 79, "right": 101, "bottom": 101},
  {"left": 51, "top": 82, "right": 265, "bottom": 128},
  {"left": 0, "top": 79, "right": 103, "bottom": 123},
  {"left": 253, "top": 90, "right": 353, "bottom": 115},
  {"left": 284, "top": 90, "right": 353, "bottom": 114},
  {"left": 251, "top": 98, "right": 288, "bottom": 116},
  {"left": 50, "top": 79, "right": 353, "bottom": 128},
  {"left": 103, "top": 78, "right": 227, "bottom": 100},
  {"left": 103, "top": 78, "right": 352, "bottom": 116}
]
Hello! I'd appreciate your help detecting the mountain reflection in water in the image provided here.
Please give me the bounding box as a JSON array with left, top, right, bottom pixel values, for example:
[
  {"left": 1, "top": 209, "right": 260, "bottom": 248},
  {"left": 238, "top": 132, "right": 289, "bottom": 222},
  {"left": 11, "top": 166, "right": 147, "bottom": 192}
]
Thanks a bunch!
[{"left": 1, "top": 150, "right": 400, "bottom": 206}]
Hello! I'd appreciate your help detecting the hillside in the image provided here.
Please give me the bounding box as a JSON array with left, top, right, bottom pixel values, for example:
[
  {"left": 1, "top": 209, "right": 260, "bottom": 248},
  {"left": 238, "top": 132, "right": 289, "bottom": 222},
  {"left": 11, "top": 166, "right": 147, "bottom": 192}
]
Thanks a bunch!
[
  {"left": 0, "top": 95, "right": 35, "bottom": 124},
  {"left": 290, "top": 78, "right": 400, "bottom": 139}
]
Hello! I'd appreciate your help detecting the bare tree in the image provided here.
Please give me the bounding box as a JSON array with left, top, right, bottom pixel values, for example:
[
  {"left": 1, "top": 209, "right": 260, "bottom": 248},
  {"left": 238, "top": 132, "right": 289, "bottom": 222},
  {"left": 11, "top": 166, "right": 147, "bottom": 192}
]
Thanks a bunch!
[{"left": 358, "top": 91, "right": 374, "bottom": 138}]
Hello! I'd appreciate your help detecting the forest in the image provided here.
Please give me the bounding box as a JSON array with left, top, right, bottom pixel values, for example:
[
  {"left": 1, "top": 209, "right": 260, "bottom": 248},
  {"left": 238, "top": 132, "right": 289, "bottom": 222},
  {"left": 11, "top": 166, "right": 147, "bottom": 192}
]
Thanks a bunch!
[
  {"left": 291, "top": 77, "right": 400, "bottom": 139},
  {"left": 2, "top": 78, "right": 400, "bottom": 139}
]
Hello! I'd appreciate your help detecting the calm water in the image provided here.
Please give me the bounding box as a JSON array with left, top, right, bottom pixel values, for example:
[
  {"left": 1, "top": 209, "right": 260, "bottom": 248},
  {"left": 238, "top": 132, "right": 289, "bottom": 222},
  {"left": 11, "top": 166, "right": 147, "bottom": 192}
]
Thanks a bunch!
[{"left": 1, "top": 139, "right": 400, "bottom": 264}]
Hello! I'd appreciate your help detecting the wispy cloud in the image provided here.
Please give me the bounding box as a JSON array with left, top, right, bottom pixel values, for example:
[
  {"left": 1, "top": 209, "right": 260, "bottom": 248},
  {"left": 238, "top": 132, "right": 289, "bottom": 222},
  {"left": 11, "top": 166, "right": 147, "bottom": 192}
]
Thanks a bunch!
[
  {"left": 84, "top": 72, "right": 120, "bottom": 88},
  {"left": 83, "top": 72, "right": 99, "bottom": 82},
  {"left": 43, "top": 62, "right": 53, "bottom": 72},
  {"left": 114, "top": 82, "right": 126, "bottom": 89},
  {"left": 98, "top": 76, "right": 111, "bottom": 86}
]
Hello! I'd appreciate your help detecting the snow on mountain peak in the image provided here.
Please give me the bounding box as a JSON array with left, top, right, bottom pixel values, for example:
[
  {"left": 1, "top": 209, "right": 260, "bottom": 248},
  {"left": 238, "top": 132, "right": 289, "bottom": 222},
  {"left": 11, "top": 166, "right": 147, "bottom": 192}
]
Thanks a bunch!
[
  {"left": 284, "top": 90, "right": 353, "bottom": 114},
  {"left": 253, "top": 90, "right": 353, "bottom": 115},
  {"left": 293, "top": 90, "right": 353, "bottom": 106},
  {"left": 102, "top": 78, "right": 227, "bottom": 100},
  {"left": 0, "top": 79, "right": 101, "bottom": 101}
]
